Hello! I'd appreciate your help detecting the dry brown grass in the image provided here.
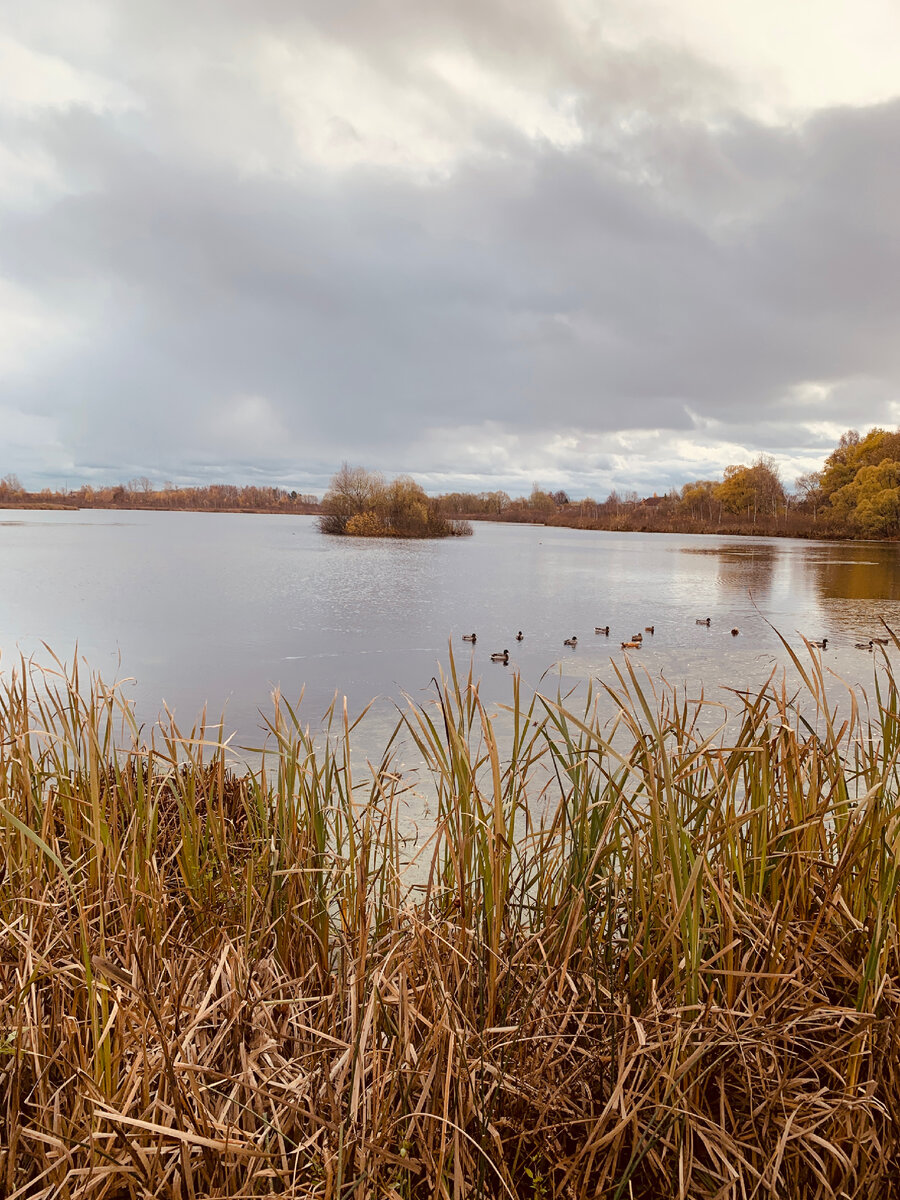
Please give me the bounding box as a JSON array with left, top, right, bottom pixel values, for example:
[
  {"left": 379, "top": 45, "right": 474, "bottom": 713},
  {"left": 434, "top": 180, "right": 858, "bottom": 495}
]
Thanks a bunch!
[{"left": 3, "top": 640, "right": 900, "bottom": 1197}]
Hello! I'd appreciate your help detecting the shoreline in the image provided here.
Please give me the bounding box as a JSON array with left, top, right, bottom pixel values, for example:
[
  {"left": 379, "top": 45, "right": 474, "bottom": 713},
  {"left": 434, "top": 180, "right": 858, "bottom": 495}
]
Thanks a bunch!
[{"left": 1, "top": 500, "right": 881, "bottom": 541}]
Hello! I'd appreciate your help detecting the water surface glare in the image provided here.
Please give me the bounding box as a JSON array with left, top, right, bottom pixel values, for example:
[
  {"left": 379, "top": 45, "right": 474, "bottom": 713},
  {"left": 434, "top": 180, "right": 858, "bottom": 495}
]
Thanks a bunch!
[{"left": 2, "top": 510, "right": 899, "bottom": 743}]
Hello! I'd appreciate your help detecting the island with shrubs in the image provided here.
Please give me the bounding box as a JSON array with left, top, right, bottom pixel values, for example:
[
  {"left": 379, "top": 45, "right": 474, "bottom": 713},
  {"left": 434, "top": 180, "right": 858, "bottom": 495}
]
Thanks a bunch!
[{"left": 317, "top": 463, "right": 472, "bottom": 538}]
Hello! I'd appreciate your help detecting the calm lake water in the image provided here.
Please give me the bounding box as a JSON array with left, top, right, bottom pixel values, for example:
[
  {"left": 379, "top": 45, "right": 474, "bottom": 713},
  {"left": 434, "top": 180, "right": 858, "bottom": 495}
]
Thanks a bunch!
[{"left": 2, "top": 509, "right": 899, "bottom": 747}]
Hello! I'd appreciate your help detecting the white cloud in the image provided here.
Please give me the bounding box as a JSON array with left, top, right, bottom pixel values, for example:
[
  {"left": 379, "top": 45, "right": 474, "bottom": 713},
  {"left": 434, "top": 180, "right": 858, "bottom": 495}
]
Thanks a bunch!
[
  {"left": 0, "top": 403, "right": 59, "bottom": 446},
  {"left": 0, "top": 138, "right": 64, "bottom": 209},
  {"left": 0, "top": 277, "right": 82, "bottom": 376},
  {"left": 615, "top": 0, "right": 900, "bottom": 118},
  {"left": 209, "top": 394, "right": 296, "bottom": 459},
  {"left": 428, "top": 51, "right": 583, "bottom": 148},
  {"left": 257, "top": 35, "right": 463, "bottom": 173},
  {"left": 0, "top": 34, "right": 134, "bottom": 114}
]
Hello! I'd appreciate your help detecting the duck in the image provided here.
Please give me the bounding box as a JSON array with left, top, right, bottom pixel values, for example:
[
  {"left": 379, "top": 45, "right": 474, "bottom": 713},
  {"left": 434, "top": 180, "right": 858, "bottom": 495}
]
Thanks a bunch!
[
  {"left": 595, "top": 626, "right": 610, "bottom": 635},
  {"left": 810, "top": 638, "right": 828, "bottom": 649},
  {"left": 645, "top": 625, "right": 655, "bottom": 634},
  {"left": 515, "top": 630, "right": 524, "bottom": 641},
  {"left": 621, "top": 640, "right": 642, "bottom": 649},
  {"left": 462, "top": 633, "right": 476, "bottom": 643},
  {"left": 631, "top": 632, "right": 643, "bottom": 642},
  {"left": 563, "top": 635, "right": 578, "bottom": 648},
  {"left": 855, "top": 641, "right": 874, "bottom": 650},
  {"left": 731, "top": 628, "right": 740, "bottom": 636},
  {"left": 490, "top": 650, "right": 509, "bottom": 663},
  {"left": 872, "top": 636, "right": 890, "bottom": 645},
  {"left": 696, "top": 617, "right": 711, "bottom": 626}
]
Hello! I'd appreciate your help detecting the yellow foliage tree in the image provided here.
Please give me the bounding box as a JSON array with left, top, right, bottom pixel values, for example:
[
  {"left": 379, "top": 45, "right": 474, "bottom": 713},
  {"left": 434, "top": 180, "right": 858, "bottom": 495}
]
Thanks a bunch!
[
  {"left": 679, "top": 480, "right": 718, "bottom": 521},
  {"left": 830, "top": 459, "right": 900, "bottom": 535},
  {"left": 820, "top": 429, "right": 900, "bottom": 499},
  {"left": 715, "top": 466, "right": 757, "bottom": 515},
  {"left": 714, "top": 457, "right": 785, "bottom": 520},
  {"left": 345, "top": 512, "right": 387, "bottom": 537}
]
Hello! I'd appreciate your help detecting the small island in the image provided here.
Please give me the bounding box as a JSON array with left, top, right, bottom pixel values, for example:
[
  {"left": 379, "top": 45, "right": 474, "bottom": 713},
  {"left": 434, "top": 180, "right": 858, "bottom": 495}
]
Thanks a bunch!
[{"left": 318, "top": 464, "right": 472, "bottom": 538}]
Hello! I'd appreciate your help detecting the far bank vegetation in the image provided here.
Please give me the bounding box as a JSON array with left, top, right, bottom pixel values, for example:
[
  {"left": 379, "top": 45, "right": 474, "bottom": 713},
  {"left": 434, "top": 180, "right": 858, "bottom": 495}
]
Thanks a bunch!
[
  {"left": 5, "top": 425, "right": 900, "bottom": 540},
  {"left": 318, "top": 464, "right": 472, "bottom": 538},
  {"left": 434, "top": 427, "right": 900, "bottom": 540},
  {"left": 0, "top": 474, "right": 318, "bottom": 514}
]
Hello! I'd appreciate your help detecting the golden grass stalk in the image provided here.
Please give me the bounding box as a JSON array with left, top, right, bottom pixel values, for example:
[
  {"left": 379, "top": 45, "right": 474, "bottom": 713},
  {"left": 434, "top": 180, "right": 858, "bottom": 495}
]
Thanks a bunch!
[{"left": 3, "top": 642, "right": 900, "bottom": 1197}]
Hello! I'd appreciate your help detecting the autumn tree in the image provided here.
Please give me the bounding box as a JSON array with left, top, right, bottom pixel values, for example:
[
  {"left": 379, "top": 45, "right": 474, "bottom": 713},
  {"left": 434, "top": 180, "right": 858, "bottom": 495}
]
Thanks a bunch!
[
  {"left": 679, "top": 480, "right": 719, "bottom": 522},
  {"left": 319, "top": 464, "right": 386, "bottom": 534},
  {"left": 715, "top": 457, "right": 785, "bottom": 521},
  {"left": 794, "top": 471, "right": 824, "bottom": 517},
  {"left": 747, "top": 455, "right": 785, "bottom": 518},
  {"left": 819, "top": 429, "right": 900, "bottom": 500},
  {"left": 528, "top": 485, "right": 556, "bottom": 515},
  {"left": 715, "top": 466, "right": 754, "bottom": 515},
  {"left": 830, "top": 459, "right": 900, "bottom": 536},
  {"left": 819, "top": 430, "right": 862, "bottom": 498},
  {"left": 382, "top": 476, "right": 430, "bottom": 536},
  {"left": 0, "top": 473, "right": 23, "bottom": 495},
  {"left": 484, "top": 490, "right": 511, "bottom": 515}
]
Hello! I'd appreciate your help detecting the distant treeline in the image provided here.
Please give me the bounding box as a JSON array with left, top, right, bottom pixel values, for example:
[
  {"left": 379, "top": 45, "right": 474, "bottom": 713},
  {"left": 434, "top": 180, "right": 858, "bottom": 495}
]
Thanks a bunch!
[
  {"left": 4, "top": 426, "right": 900, "bottom": 537},
  {"left": 432, "top": 428, "right": 900, "bottom": 540},
  {"left": 0, "top": 475, "right": 320, "bottom": 514}
]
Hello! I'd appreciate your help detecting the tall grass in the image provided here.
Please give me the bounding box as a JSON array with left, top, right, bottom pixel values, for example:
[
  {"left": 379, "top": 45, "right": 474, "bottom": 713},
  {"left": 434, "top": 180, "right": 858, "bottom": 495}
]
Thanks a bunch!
[{"left": 3, "top": 642, "right": 900, "bottom": 1197}]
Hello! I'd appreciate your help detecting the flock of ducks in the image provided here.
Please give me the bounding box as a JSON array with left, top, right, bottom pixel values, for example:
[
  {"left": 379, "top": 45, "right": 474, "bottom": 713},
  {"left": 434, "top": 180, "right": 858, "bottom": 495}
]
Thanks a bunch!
[
  {"left": 464, "top": 620, "right": 891, "bottom": 662},
  {"left": 467, "top": 622, "right": 668, "bottom": 661},
  {"left": 855, "top": 637, "right": 890, "bottom": 650},
  {"left": 793, "top": 635, "right": 894, "bottom": 652}
]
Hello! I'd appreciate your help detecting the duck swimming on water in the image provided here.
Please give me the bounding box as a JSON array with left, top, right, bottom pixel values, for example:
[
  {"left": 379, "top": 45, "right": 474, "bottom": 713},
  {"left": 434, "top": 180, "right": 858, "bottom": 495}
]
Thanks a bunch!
[
  {"left": 696, "top": 617, "right": 711, "bottom": 626},
  {"left": 516, "top": 630, "right": 524, "bottom": 641},
  {"left": 563, "top": 636, "right": 578, "bottom": 647},
  {"left": 595, "top": 626, "right": 610, "bottom": 635},
  {"left": 491, "top": 650, "right": 509, "bottom": 663},
  {"left": 462, "top": 633, "right": 476, "bottom": 643}
]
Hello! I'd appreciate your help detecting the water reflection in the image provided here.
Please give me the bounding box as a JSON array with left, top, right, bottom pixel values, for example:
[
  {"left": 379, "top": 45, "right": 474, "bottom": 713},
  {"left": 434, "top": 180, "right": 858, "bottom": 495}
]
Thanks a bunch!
[
  {"left": 679, "top": 543, "right": 780, "bottom": 598},
  {"left": 804, "top": 544, "right": 900, "bottom": 602},
  {"left": 674, "top": 539, "right": 900, "bottom": 667},
  {"left": 1, "top": 513, "right": 900, "bottom": 745}
]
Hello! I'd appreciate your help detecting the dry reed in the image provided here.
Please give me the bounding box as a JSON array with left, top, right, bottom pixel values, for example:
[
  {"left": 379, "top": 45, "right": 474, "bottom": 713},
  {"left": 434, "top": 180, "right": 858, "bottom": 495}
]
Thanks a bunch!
[{"left": 3, "top": 638, "right": 900, "bottom": 1198}]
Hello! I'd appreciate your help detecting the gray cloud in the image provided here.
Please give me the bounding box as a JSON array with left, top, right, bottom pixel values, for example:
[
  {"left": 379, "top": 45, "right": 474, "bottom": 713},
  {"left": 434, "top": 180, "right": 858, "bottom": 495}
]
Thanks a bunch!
[{"left": 1, "top": 1, "right": 899, "bottom": 496}]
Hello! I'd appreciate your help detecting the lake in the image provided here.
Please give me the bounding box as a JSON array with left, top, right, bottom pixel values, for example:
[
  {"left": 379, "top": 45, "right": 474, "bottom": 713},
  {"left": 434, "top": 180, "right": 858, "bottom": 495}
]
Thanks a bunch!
[{"left": 1, "top": 509, "right": 899, "bottom": 749}]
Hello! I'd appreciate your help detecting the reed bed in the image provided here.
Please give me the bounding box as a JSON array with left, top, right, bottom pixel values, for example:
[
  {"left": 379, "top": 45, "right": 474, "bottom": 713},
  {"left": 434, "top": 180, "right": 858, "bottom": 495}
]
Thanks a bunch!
[{"left": 3, "top": 639, "right": 900, "bottom": 1198}]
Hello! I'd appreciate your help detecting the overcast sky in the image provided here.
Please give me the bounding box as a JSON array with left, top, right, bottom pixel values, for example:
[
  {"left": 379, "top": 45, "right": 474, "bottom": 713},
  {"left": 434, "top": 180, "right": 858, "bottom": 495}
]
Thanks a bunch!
[{"left": 2, "top": 0, "right": 899, "bottom": 497}]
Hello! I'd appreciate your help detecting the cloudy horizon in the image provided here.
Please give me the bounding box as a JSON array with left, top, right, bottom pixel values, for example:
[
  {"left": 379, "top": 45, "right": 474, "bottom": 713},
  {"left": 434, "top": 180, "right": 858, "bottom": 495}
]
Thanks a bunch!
[{"left": 2, "top": 0, "right": 899, "bottom": 498}]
